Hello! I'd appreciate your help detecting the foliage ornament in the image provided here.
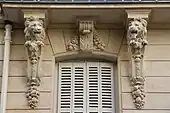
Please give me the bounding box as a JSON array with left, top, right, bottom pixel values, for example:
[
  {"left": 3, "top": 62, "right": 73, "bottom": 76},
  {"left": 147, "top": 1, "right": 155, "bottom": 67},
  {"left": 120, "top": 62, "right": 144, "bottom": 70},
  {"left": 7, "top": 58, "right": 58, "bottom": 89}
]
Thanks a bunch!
[
  {"left": 24, "top": 16, "right": 46, "bottom": 109},
  {"left": 66, "top": 20, "right": 105, "bottom": 51},
  {"left": 66, "top": 36, "right": 79, "bottom": 51},
  {"left": 127, "top": 17, "right": 148, "bottom": 109}
]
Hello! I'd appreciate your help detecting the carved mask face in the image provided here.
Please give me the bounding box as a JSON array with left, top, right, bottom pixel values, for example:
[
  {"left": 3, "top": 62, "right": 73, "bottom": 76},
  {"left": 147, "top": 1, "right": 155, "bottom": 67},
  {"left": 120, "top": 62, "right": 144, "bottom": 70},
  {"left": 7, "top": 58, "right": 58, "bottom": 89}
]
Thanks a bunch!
[
  {"left": 28, "top": 21, "right": 44, "bottom": 39},
  {"left": 128, "top": 20, "right": 143, "bottom": 35},
  {"left": 24, "top": 17, "right": 45, "bottom": 41}
]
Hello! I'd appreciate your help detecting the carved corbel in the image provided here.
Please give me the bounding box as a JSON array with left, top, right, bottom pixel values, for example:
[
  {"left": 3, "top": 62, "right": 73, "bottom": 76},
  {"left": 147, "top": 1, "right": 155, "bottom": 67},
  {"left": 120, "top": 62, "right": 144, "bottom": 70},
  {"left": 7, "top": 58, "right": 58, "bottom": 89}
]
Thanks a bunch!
[
  {"left": 23, "top": 10, "right": 46, "bottom": 109},
  {"left": 126, "top": 9, "right": 150, "bottom": 109},
  {"left": 79, "top": 20, "right": 94, "bottom": 51},
  {"left": 66, "top": 20, "right": 105, "bottom": 51}
]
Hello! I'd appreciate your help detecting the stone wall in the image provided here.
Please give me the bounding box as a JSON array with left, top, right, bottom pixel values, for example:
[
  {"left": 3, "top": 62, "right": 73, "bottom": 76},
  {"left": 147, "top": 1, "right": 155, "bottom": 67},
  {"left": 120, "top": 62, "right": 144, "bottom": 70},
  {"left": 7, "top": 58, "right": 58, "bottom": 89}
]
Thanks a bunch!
[
  {"left": 0, "top": 28, "right": 123, "bottom": 113},
  {"left": 119, "top": 30, "right": 170, "bottom": 113},
  {"left": 0, "top": 29, "right": 4, "bottom": 105},
  {"left": 0, "top": 28, "right": 169, "bottom": 113}
]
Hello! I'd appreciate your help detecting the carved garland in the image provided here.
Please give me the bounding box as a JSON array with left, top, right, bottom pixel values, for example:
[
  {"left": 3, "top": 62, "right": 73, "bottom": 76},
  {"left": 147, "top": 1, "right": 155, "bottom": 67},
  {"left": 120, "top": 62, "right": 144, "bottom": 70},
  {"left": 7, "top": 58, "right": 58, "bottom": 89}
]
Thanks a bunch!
[
  {"left": 66, "top": 20, "right": 105, "bottom": 51},
  {"left": 24, "top": 16, "right": 46, "bottom": 109},
  {"left": 127, "top": 17, "right": 148, "bottom": 109}
]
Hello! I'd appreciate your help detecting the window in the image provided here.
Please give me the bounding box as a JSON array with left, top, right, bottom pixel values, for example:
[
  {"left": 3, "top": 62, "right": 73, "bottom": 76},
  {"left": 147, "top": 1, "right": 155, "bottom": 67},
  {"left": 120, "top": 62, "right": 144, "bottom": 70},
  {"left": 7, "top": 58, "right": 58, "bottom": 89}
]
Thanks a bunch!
[{"left": 58, "top": 61, "right": 115, "bottom": 113}]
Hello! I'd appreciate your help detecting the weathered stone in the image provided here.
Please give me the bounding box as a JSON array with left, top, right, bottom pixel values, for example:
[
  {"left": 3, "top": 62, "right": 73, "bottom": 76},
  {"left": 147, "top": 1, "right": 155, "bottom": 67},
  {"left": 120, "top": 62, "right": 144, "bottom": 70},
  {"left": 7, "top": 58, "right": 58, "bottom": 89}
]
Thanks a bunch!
[
  {"left": 66, "top": 20, "right": 105, "bottom": 52},
  {"left": 24, "top": 16, "right": 46, "bottom": 109},
  {"left": 127, "top": 17, "right": 148, "bottom": 109}
]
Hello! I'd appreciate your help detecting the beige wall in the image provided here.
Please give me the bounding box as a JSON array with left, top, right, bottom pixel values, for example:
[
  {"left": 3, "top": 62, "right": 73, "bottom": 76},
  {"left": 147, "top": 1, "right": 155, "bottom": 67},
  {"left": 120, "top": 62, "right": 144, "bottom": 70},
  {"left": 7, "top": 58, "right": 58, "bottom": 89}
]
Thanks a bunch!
[
  {"left": 118, "top": 30, "right": 170, "bottom": 113},
  {"left": 0, "top": 28, "right": 169, "bottom": 113},
  {"left": 0, "top": 29, "right": 54, "bottom": 113},
  {"left": 0, "top": 28, "right": 123, "bottom": 113}
]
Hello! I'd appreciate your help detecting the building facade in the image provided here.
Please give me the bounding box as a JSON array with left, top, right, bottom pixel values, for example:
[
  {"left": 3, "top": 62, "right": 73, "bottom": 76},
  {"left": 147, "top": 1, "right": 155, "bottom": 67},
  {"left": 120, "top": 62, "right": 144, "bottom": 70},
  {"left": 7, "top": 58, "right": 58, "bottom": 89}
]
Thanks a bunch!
[{"left": 0, "top": 1, "right": 170, "bottom": 113}]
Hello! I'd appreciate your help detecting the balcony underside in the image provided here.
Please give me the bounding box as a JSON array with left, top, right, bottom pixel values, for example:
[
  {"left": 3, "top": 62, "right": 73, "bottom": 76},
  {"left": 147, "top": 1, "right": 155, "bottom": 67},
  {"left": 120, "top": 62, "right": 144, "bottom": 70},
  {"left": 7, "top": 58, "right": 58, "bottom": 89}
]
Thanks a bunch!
[
  {"left": 1, "top": 0, "right": 170, "bottom": 3},
  {"left": 1, "top": 4, "right": 170, "bottom": 29}
]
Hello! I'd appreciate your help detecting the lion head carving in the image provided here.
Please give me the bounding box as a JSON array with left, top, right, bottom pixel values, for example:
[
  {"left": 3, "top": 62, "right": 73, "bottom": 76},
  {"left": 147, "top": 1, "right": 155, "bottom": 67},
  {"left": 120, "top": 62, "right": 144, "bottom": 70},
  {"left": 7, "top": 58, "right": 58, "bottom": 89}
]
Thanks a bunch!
[
  {"left": 128, "top": 17, "right": 148, "bottom": 48},
  {"left": 24, "top": 16, "right": 45, "bottom": 42}
]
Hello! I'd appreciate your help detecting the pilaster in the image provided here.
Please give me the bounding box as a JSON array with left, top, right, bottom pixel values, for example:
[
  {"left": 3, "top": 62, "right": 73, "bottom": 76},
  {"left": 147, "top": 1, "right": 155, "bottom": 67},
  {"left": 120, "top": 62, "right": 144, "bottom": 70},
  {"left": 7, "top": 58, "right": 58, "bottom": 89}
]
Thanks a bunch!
[{"left": 126, "top": 9, "right": 151, "bottom": 109}]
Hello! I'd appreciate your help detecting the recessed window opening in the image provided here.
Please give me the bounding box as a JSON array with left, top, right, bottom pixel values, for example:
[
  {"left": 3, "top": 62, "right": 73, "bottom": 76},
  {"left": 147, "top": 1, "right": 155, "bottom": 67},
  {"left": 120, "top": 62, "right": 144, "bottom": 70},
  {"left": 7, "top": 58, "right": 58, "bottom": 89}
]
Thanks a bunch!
[{"left": 57, "top": 61, "right": 115, "bottom": 113}]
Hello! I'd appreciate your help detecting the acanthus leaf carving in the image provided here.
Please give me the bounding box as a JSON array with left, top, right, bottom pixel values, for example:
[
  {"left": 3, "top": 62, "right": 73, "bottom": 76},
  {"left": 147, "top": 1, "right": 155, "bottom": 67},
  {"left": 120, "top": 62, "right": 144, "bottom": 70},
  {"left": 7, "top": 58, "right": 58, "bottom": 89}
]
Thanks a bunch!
[
  {"left": 127, "top": 17, "right": 148, "bottom": 109},
  {"left": 66, "top": 36, "right": 79, "bottom": 51},
  {"left": 24, "top": 16, "right": 46, "bottom": 109},
  {"left": 93, "top": 30, "right": 105, "bottom": 51},
  {"left": 66, "top": 20, "right": 105, "bottom": 52}
]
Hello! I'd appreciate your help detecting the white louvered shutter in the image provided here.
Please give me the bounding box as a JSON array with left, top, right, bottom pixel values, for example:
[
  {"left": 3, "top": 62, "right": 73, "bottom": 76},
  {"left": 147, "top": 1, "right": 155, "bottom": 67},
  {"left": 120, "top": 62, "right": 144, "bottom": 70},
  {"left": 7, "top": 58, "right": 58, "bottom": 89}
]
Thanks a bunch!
[
  {"left": 87, "top": 62, "right": 100, "bottom": 113},
  {"left": 58, "top": 62, "right": 114, "bottom": 113},
  {"left": 87, "top": 62, "right": 114, "bottom": 113},
  {"left": 72, "top": 63, "right": 86, "bottom": 113},
  {"left": 58, "top": 63, "right": 73, "bottom": 113},
  {"left": 58, "top": 62, "right": 86, "bottom": 113},
  {"left": 99, "top": 63, "right": 114, "bottom": 113}
]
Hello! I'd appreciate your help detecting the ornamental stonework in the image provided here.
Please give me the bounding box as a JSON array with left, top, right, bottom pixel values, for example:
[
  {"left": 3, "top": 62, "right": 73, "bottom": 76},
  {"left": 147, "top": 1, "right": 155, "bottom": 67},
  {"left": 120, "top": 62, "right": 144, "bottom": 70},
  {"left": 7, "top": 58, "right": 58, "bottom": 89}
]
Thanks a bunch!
[
  {"left": 24, "top": 16, "right": 46, "bottom": 109},
  {"left": 127, "top": 17, "right": 148, "bottom": 109},
  {"left": 66, "top": 36, "right": 79, "bottom": 51},
  {"left": 66, "top": 20, "right": 105, "bottom": 52}
]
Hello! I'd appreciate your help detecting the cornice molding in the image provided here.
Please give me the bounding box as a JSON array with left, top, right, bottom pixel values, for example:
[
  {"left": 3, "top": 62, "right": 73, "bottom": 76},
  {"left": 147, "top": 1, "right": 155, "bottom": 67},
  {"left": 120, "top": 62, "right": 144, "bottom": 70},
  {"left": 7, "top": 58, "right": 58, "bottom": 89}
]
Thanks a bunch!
[{"left": 3, "top": 3, "right": 170, "bottom": 9}]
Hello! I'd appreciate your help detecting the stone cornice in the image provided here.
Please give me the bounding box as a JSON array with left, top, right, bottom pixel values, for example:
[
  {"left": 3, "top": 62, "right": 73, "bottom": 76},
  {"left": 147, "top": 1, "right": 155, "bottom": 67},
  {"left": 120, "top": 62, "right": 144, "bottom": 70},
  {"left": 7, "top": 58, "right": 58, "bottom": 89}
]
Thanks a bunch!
[{"left": 3, "top": 3, "right": 170, "bottom": 9}]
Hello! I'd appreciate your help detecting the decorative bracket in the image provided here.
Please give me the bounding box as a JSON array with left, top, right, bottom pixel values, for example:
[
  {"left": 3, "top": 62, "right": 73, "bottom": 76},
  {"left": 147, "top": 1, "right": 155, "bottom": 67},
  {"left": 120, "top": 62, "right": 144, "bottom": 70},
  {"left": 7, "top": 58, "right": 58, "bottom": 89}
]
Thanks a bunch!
[
  {"left": 22, "top": 10, "right": 46, "bottom": 109},
  {"left": 66, "top": 19, "right": 105, "bottom": 51},
  {"left": 126, "top": 9, "right": 151, "bottom": 109},
  {"left": 79, "top": 20, "right": 94, "bottom": 52}
]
